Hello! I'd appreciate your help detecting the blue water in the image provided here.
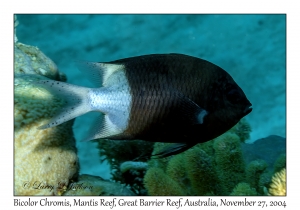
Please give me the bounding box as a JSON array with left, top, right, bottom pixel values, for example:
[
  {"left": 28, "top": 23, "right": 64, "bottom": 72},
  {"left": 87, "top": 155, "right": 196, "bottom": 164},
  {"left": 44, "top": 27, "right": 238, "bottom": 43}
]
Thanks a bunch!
[{"left": 16, "top": 14, "right": 286, "bottom": 179}]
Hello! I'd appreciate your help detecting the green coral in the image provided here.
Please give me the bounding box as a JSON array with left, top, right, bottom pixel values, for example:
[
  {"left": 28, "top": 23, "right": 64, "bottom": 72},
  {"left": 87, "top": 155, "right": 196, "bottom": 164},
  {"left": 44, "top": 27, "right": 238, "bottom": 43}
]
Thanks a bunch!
[
  {"left": 166, "top": 153, "right": 189, "bottom": 192},
  {"left": 144, "top": 132, "right": 246, "bottom": 196},
  {"left": 213, "top": 133, "right": 245, "bottom": 195},
  {"left": 184, "top": 147, "right": 219, "bottom": 195},
  {"left": 245, "top": 159, "right": 268, "bottom": 194},
  {"left": 144, "top": 167, "right": 186, "bottom": 196},
  {"left": 230, "top": 182, "right": 257, "bottom": 196},
  {"left": 229, "top": 118, "right": 252, "bottom": 142},
  {"left": 273, "top": 154, "right": 286, "bottom": 173}
]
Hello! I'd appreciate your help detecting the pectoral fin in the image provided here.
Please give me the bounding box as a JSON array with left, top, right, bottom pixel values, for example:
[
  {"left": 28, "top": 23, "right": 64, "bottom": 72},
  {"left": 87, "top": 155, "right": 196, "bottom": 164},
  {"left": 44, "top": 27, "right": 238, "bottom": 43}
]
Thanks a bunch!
[{"left": 151, "top": 143, "right": 197, "bottom": 158}]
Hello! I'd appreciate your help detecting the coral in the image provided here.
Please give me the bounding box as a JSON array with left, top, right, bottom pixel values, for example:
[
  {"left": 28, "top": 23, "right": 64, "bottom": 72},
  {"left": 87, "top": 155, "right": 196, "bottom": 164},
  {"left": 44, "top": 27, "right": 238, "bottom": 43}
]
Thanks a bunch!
[
  {"left": 120, "top": 161, "right": 148, "bottom": 173},
  {"left": 143, "top": 124, "right": 255, "bottom": 196},
  {"left": 14, "top": 42, "right": 78, "bottom": 195},
  {"left": 229, "top": 118, "right": 252, "bottom": 142},
  {"left": 273, "top": 154, "right": 286, "bottom": 173},
  {"left": 268, "top": 168, "right": 286, "bottom": 196},
  {"left": 143, "top": 133, "right": 245, "bottom": 195},
  {"left": 230, "top": 182, "right": 257, "bottom": 195},
  {"left": 258, "top": 171, "right": 273, "bottom": 195},
  {"left": 14, "top": 42, "right": 65, "bottom": 81},
  {"left": 245, "top": 159, "right": 268, "bottom": 191},
  {"left": 63, "top": 174, "right": 135, "bottom": 196},
  {"left": 213, "top": 133, "right": 245, "bottom": 195},
  {"left": 143, "top": 167, "right": 186, "bottom": 196},
  {"left": 166, "top": 153, "right": 189, "bottom": 192},
  {"left": 184, "top": 147, "right": 219, "bottom": 195}
]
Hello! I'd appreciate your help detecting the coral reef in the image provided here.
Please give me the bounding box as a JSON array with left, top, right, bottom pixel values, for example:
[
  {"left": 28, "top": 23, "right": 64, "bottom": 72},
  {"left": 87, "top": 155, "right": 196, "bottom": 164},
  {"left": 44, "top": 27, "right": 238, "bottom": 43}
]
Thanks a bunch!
[
  {"left": 63, "top": 174, "right": 135, "bottom": 196},
  {"left": 268, "top": 168, "right": 286, "bottom": 196},
  {"left": 14, "top": 39, "right": 78, "bottom": 195}
]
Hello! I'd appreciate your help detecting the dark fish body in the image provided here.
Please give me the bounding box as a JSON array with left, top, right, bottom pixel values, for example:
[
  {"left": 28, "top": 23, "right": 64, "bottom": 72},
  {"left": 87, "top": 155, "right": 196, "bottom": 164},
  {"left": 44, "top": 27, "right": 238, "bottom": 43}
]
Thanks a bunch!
[{"left": 36, "top": 54, "right": 252, "bottom": 157}]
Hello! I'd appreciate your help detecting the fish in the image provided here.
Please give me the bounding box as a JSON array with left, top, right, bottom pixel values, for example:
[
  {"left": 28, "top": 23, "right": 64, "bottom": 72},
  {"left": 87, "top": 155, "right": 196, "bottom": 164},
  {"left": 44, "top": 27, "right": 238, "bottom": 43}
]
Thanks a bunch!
[{"left": 35, "top": 53, "right": 252, "bottom": 157}]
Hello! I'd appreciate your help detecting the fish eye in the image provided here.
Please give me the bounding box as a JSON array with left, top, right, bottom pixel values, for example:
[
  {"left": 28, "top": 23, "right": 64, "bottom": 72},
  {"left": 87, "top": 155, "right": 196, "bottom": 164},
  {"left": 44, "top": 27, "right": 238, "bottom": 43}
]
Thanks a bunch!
[{"left": 227, "top": 89, "right": 242, "bottom": 103}]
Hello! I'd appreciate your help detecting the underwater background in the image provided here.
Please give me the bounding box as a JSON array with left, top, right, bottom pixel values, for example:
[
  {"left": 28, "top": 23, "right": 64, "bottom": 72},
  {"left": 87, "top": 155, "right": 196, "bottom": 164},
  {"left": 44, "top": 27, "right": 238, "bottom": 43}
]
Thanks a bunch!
[{"left": 15, "top": 14, "right": 286, "bottom": 188}]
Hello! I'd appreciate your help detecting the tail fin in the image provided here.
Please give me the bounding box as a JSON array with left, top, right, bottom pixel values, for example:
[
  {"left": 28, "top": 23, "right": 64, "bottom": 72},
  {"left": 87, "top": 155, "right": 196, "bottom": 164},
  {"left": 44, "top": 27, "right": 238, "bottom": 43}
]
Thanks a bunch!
[{"left": 35, "top": 80, "right": 91, "bottom": 129}]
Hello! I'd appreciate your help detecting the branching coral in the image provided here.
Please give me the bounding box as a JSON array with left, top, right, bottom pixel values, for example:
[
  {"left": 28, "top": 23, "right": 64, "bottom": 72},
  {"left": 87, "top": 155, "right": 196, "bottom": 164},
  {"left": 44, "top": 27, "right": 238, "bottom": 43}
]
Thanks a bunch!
[{"left": 268, "top": 168, "right": 286, "bottom": 196}]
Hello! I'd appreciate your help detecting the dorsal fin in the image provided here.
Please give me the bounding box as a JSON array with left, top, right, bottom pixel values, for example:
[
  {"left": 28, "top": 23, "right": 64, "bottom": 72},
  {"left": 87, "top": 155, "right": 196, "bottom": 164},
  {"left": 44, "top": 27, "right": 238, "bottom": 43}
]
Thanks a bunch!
[{"left": 75, "top": 61, "right": 124, "bottom": 87}]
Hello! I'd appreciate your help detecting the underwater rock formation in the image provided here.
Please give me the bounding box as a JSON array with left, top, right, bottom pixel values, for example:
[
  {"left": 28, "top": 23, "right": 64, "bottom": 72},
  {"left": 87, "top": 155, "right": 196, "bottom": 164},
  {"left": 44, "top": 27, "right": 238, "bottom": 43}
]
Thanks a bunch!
[
  {"left": 14, "top": 40, "right": 78, "bottom": 195},
  {"left": 241, "top": 135, "right": 286, "bottom": 169}
]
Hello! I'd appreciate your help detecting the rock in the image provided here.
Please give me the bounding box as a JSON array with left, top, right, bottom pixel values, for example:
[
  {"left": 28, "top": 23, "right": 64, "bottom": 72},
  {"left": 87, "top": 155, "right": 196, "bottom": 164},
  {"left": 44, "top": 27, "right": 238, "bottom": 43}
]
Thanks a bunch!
[{"left": 241, "top": 135, "right": 286, "bottom": 169}]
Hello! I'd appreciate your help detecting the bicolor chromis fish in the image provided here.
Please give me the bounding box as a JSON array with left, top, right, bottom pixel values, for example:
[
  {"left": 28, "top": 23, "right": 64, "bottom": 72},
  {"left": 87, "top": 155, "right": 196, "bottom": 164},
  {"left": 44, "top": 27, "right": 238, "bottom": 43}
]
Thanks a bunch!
[{"left": 36, "top": 53, "right": 252, "bottom": 157}]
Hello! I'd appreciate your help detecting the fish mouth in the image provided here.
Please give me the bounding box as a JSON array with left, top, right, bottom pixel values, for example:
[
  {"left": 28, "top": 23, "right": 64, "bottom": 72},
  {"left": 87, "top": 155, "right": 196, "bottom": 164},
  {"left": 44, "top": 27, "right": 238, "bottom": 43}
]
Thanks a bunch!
[{"left": 243, "top": 105, "right": 253, "bottom": 115}]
